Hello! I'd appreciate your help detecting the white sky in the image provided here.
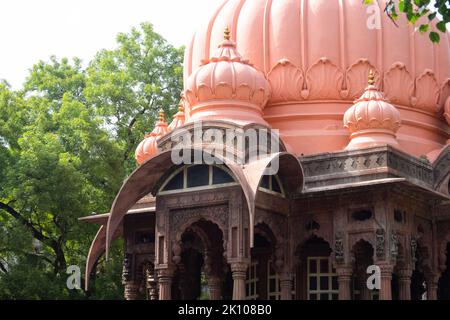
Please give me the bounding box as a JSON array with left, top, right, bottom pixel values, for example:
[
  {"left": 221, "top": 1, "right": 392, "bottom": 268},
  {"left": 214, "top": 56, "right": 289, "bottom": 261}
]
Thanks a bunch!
[{"left": 0, "top": 0, "right": 223, "bottom": 89}]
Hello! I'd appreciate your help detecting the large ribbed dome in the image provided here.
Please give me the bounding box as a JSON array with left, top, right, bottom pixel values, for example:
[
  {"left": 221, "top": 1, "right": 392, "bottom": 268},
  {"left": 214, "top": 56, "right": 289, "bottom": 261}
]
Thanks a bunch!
[{"left": 183, "top": 0, "right": 450, "bottom": 158}]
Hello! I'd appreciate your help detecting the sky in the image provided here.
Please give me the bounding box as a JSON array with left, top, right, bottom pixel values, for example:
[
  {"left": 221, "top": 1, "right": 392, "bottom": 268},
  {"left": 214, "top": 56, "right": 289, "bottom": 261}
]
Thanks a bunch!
[{"left": 0, "top": 0, "right": 224, "bottom": 89}]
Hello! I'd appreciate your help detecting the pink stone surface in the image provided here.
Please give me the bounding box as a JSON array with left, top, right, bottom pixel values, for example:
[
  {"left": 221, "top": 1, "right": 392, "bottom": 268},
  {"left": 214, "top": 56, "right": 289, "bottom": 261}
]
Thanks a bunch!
[{"left": 183, "top": 0, "right": 450, "bottom": 158}]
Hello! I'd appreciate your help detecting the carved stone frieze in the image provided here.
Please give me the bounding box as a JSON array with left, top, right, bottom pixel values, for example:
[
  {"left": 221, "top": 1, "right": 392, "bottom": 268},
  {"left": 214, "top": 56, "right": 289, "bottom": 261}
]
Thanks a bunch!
[
  {"left": 300, "top": 146, "right": 435, "bottom": 191},
  {"left": 334, "top": 232, "right": 345, "bottom": 264},
  {"left": 376, "top": 229, "right": 386, "bottom": 260},
  {"left": 170, "top": 205, "right": 229, "bottom": 236}
]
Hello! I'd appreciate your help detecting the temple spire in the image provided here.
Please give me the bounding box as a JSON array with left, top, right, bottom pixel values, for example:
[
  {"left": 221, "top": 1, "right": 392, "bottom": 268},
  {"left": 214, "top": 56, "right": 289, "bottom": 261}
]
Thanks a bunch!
[
  {"left": 224, "top": 27, "right": 231, "bottom": 41},
  {"left": 368, "top": 69, "right": 375, "bottom": 86}
]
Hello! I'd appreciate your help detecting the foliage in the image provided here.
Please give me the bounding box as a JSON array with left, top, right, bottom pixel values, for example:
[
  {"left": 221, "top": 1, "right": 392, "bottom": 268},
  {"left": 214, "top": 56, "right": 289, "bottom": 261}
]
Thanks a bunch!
[
  {"left": 0, "top": 22, "right": 183, "bottom": 299},
  {"left": 364, "top": 0, "right": 450, "bottom": 43}
]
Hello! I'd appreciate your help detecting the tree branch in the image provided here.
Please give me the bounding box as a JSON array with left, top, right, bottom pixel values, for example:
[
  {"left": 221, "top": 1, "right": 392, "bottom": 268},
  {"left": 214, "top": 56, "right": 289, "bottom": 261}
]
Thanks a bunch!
[{"left": 0, "top": 201, "right": 67, "bottom": 274}]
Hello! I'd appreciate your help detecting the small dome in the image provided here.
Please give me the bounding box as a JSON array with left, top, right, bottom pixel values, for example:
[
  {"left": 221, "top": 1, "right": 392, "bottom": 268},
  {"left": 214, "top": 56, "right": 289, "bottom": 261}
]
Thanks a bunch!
[
  {"left": 184, "top": 28, "right": 271, "bottom": 125},
  {"left": 343, "top": 71, "right": 402, "bottom": 150},
  {"left": 135, "top": 109, "right": 169, "bottom": 165},
  {"left": 168, "top": 102, "right": 186, "bottom": 131}
]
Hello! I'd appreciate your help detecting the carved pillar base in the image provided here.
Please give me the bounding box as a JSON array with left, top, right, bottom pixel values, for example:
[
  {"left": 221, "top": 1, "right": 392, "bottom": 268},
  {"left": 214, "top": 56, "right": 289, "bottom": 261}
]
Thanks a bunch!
[
  {"left": 379, "top": 264, "right": 394, "bottom": 300},
  {"left": 336, "top": 266, "right": 353, "bottom": 300},
  {"left": 157, "top": 269, "right": 174, "bottom": 300},
  {"left": 398, "top": 269, "right": 412, "bottom": 300},
  {"left": 279, "top": 274, "right": 293, "bottom": 300},
  {"left": 231, "top": 262, "right": 248, "bottom": 300},
  {"left": 208, "top": 277, "right": 222, "bottom": 300},
  {"left": 425, "top": 273, "right": 439, "bottom": 300},
  {"left": 124, "top": 282, "right": 140, "bottom": 300}
]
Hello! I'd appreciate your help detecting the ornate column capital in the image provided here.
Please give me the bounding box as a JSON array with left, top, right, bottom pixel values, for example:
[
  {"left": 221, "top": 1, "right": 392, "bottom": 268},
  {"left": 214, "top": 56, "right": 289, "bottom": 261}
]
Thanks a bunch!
[
  {"left": 397, "top": 268, "right": 413, "bottom": 281},
  {"left": 336, "top": 265, "right": 353, "bottom": 279},
  {"left": 124, "top": 282, "right": 140, "bottom": 300},
  {"left": 157, "top": 268, "right": 174, "bottom": 281},
  {"left": 230, "top": 262, "right": 249, "bottom": 274},
  {"left": 378, "top": 263, "right": 394, "bottom": 277}
]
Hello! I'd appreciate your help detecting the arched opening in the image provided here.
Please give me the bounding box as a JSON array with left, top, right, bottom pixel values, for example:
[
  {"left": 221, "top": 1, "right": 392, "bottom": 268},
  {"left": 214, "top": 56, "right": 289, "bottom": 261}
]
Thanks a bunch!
[
  {"left": 295, "top": 236, "right": 336, "bottom": 300},
  {"left": 245, "top": 223, "right": 277, "bottom": 300},
  {"left": 438, "top": 243, "right": 450, "bottom": 300},
  {"left": 173, "top": 220, "right": 225, "bottom": 300},
  {"left": 351, "top": 240, "right": 377, "bottom": 300}
]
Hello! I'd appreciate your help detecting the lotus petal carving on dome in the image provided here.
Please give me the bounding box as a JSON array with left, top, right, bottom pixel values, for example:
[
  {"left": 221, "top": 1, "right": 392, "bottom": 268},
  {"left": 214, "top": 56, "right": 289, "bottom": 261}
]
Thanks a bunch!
[
  {"left": 414, "top": 70, "right": 440, "bottom": 113},
  {"left": 197, "top": 84, "right": 214, "bottom": 101},
  {"left": 306, "top": 58, "right": 344, "bottom": 100},
  {"left": 383, "top": 63, "right": 414, "bottom": 107},
  {"left": 235, "top": 84, "right": 251, "bottom": 101},
  {"left": 346, "top": 59, "right": 379, "bottom": 100},
  {"left": 215, "top": 82, "right": 233, "bottom": 99},
  {"left": 438, "top": 79, "right": 450, "bottom": 113},
  {"left": 267, "top": 59, "right": 304, "bottom": 103}
]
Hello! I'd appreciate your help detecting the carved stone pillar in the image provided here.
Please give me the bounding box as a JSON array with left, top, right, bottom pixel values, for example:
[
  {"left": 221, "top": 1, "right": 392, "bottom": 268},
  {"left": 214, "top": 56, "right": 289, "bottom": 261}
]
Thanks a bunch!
[
  {"left": 157, "top": 269, "right": 174, "bottom": 300},
  {"left": 279, "top": 273, "right": 293, "bottom": 300},
  {"left": 336, "top": 266, "right": 352, "bottom": 300},
  {"left": 379, "top": 264, "right": 394, "bottom": 300},
  {"left": 208, "top": 276, "right": 222, "bottom": 300},
  {"left": 425, "top": 273, "right": 439, "bottom": 300},
  {"left": 124, "top": 282, "right": 140, "bottom": 300},
  {"left": 231, "top": 262, "right": 248, "bottom": 300},
  {"left": 398, "top": 268, "right": 412, "bottom": 300}
]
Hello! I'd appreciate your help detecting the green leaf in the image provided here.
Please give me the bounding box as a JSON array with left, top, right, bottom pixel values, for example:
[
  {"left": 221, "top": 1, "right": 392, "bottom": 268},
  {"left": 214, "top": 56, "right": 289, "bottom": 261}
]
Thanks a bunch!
[
  {"left": 436, "top": 21, "right": 447, "bottom": 33},
  {"left": 428, "top": 12, "right": 437, "bottom": 21},
  {"left": 429, "top": 31, "right": 441, "bottom": 43},
  {"left": 418, "top": 24, "right": 429, "bottom": 33}
]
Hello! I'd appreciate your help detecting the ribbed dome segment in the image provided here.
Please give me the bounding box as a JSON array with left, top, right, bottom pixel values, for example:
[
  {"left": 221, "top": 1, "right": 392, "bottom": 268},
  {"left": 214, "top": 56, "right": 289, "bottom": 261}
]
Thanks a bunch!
[
  {"left": 183, "top": 0, "right": 449, "bottom": 157},
  {"left": 184, "top": 28, "right": 271, "bottom": 125},
  {"left": 344, "top": 71, "right": 401, "bottom": 150},
  {"left": 135, "top": 109, "right": 169, "bottom": 165},
  {"left": 445, "top": 97, "right": 450, "bottom": 126}
]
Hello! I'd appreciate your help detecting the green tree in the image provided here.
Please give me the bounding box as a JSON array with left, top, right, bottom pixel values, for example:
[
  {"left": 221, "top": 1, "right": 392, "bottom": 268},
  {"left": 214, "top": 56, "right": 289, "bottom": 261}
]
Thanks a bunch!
[
  {"left": 85, "top": 22, "right": 184, "bottom": 173},
  {"left": 0, "top": 22, "right": 184, "bottom": 299},
  {"left": 365, "top": 0, "right": 450, "bottom": 43}
]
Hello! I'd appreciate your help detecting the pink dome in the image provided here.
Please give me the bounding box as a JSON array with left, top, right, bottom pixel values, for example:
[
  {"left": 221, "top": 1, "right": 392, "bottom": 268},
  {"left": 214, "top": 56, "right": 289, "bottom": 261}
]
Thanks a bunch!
[
  {"left": 184, "top": 0, "right": 450, "bottom": 157},
  {"left": 135, "top": 109, "right": 169, "bottom": 165},
  {"left": 168, "top": 102, "right": 186, "bottom": 131},
  {"left": 184, "top": 28, "right": 270, "bottom": 125},
  {"left": 344, "top": 71, "right": 401, "bottom": 150}
]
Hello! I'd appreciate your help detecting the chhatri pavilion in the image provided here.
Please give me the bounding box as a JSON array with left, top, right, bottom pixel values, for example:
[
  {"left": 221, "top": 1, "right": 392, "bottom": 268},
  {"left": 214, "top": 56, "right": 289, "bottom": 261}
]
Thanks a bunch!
[{"left": 80, "top": 0, "right": 450, "bottom": 300}]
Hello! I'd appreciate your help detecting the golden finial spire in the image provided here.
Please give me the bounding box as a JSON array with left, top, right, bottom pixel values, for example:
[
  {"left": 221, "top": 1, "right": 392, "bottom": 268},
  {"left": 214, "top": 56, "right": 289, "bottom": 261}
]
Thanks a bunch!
[
  {"left": 158, "top": 108, "right": 165, "bottom": 122},
  {"left": 368, "top": 70, "right": 375, "bottom": 86},
  {"left": 178, "top": 102, "right": 184, "bottom": 113},
  {"left": 224, "top": 27, "right": 231, "bottom": 41}
]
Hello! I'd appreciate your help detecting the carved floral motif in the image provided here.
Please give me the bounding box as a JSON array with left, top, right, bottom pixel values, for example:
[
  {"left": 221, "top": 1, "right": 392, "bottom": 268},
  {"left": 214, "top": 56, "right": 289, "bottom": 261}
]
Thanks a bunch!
[{"left": 268, "top": 59, "right": 304, "bottom": 103}]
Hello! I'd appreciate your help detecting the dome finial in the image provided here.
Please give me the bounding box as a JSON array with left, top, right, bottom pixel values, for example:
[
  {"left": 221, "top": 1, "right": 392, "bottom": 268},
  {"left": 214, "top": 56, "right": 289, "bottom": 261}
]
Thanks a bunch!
[
  {"left": 178, "top": 101, "right": 184, "bottom": 113},
  {"left": 368, "top": 69, "right": 375, "bottom": 86},
  {"left": 158, "top": 108, "right": 165, "bottom": 122},
  {"left": 224, "top": 27, "right": 231, "bottom": 41}
]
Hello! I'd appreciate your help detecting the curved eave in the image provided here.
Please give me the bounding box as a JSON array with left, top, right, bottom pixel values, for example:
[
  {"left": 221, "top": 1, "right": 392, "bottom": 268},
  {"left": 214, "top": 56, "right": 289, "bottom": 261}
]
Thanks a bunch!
[{"left": 105, "top": 149, "right": 304, "bottom": 258}]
